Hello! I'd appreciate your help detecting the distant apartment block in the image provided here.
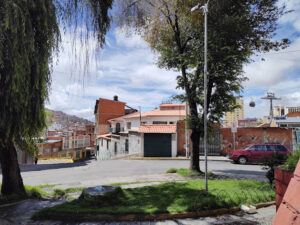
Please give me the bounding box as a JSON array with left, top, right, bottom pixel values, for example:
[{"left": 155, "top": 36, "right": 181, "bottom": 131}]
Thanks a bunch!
[
  {"left": 62, "top": 135, "right": 90, "bottom": 150},
  {"left": 273, "top": 105, "right": 288, "bottom": 117},
  {"left": 238, "top": 118, "right": 258, "bottom": 128},
  {"left": 225, "top": 98, "right": 244, "bottom": 128}
]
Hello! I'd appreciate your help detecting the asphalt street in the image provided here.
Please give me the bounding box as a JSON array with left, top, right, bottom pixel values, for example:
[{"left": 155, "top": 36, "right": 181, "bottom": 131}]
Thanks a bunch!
[{"left": 0, "top": 159, "right": 267, "bottom": 186}]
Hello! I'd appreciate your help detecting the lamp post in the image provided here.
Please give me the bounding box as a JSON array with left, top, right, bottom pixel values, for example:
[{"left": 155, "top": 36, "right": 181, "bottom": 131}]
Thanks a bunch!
[{"left": 191, "top": 0, "right": 210, "bottom": 191}]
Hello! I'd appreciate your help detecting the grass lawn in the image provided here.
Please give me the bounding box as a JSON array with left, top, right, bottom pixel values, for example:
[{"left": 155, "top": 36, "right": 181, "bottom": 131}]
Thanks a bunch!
[
  {"left": 0, "top": 184, "right": 48, "bottom": 205},
  {"left": 0, "top": 184, "right": 86, "bottom": 205},
  {"left": 166, "top": 168, "right": 218, "bottom": 179},
  {"left": 33, "top": 179, "right": 274, "bottom": 221}
]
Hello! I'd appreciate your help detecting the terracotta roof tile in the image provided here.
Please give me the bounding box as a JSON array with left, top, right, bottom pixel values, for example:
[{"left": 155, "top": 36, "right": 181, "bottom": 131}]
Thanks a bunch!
[
  {"left": 286, "top": 112, "right": 300, "bottom": 117},
  {"left": 138, "top": 124, "right": 177, "bottom": 133}
]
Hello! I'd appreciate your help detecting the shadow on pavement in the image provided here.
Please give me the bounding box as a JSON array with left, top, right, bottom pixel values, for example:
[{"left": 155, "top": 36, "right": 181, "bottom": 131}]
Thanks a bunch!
[
  {"left": 214, "top": 169, "right": 265, "bottom": 177},
  {"left": 0, "top": 160, "right": 94, "bottom": 175}
]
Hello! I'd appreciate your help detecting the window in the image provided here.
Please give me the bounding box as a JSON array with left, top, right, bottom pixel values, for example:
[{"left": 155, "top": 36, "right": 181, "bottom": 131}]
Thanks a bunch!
[
  {"left": 153, "top": 121, "right": 168, "bottom": 124},
  {"left": 248, "top": 145, "right": 255, "bottom": 151},
  {"left": 141, "top": 121, "right": 147, "bottom": 125},
  {"left": 101, "top": 138, "right": 103, "bottom": 146},
  {"left": 169, "top": 122, "right": 174, "bottom": 124},
  {"left": 266, "top": 145, "right": 276, "bottom": 152},
  {"left": 107, "top": 140, "right": 109, "bottom": 150},
  {"left": 127, "top": 122, "right": 131, "bottom": 130},
  {"left": 276, "top": 145, "right": 287, "bottom": 152}
]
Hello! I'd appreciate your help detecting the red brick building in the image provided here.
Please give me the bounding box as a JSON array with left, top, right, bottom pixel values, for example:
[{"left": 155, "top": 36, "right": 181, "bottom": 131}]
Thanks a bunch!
[
  {"left": 177, "top": 120, "right": 192, "bottom": 156},
  {"left": 37, "top": 140, "right": 62, "bottom": 159},
  {"left": 222, "top": 127, "right": 293, "bottom": 155},
  {"left": 94, "top": 96, "right": 126, "bottom": 136}
]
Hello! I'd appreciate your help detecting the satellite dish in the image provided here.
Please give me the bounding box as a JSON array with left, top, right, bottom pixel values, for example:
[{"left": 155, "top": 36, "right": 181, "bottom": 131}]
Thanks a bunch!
[{"left": 249, "top": 101, "right": 255, "bottom": 107}]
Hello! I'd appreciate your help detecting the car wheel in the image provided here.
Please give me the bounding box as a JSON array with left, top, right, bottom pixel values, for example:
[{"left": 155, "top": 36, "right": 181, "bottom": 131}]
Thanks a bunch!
[{"left": 238, "top": 156, "right": 247, "bottom": 164}]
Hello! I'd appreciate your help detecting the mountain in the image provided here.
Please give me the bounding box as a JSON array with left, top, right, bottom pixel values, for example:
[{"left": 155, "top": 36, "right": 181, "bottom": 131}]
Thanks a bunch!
[{"left": 46, "top": 109, "right": 93, "bottom": 127}]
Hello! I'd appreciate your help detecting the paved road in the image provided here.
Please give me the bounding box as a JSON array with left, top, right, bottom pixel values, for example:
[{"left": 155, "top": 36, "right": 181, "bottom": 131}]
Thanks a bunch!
[{"left": 0, "top": 159, "right": 266, "bottom": 186}]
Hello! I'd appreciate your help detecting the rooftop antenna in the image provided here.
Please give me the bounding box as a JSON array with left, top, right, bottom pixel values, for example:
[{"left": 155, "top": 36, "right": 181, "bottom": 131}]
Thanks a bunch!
[{"left": 261, "top": 91, "right": 281, "bottom": 120}]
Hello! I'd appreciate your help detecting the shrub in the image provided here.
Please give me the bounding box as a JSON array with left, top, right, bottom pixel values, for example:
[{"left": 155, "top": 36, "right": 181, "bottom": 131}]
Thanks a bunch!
[
  {"left": 53, "top": 189, "right": 66, "bottom": 197},
  {"left": 281, "top": 150, "right": 300, "bottom": 172},
  {"left": 262, "top": 152, "right": 287, "bottom": 187},
  {"left": 166, "top": 168, "right": 177, "bottom": 173}
]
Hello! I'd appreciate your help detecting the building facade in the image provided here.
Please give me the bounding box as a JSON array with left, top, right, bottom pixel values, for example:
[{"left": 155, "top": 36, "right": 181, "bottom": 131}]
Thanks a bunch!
[
  {"left": 95, "top": 103, "right": 187, "bottom": 159},
  {"left": 225, "top": 98, "right": 244, "bottom": 128},
  {"left": 94, "top": 96, "right": 126, "bottom": 136}
]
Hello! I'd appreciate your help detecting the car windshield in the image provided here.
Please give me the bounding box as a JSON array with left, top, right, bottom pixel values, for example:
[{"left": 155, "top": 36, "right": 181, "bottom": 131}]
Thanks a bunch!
[{"left": 245, "top": 145, "right": 254, "bottom": 150}]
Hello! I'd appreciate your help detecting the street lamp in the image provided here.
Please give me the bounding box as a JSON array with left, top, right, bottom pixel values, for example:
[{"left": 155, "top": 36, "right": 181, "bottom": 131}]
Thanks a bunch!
[{"left": 191, "top": 0, "right": 210, "bottom": 191}]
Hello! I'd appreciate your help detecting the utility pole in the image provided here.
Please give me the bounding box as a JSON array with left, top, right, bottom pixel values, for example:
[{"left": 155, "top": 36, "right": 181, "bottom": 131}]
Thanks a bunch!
[
  {"left": 261, "top": 92, "right": 281, "bottom": 121},
  {"left": 191, "top": 0, "right": 210, "bottom": 191}
]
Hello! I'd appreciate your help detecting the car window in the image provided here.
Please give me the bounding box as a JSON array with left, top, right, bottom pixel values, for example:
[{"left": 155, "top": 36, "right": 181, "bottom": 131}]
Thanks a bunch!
[
  {"left": 261, "top": 145, "right": 268, "bottom": 151},
  {"left": 266, "top": 145, "right": 275, "bottom": 152},
  {"left": 248, "top": 145, "right": 255, "bottom": 151},
  {"left": 255, "top": 145, "right": 263, "bottom": 151},
  {"left": 276, "top": 145, "right": 287, "bottom": 152}
]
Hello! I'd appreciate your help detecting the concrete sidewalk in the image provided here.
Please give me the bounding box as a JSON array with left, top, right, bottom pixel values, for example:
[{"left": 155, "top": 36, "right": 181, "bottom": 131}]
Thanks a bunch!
[{"left": 127, "top": 156, "right": 230, "bottom": 161}]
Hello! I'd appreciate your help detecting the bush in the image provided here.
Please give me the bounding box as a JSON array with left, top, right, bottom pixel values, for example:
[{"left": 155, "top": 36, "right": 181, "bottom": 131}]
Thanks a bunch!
[
  {"left": 166, "top": 168, "right": 177, "bottom": 173},
  {"left": 262, "top": 152, "right": 287, "bottom": 187},
  {"left": 53, "top": 189, "right": 66, "bottom": 197},
  {"left": 281, "top": 150, "right": 300, "bottom": 172}
]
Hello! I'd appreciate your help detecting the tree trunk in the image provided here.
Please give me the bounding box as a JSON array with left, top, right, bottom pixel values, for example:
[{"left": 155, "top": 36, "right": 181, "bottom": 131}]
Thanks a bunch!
[
  {"left": 0, "top": 141, "right": 26, "bottom": 196},
  {"left": 189, "top": 130, "right": 201, "bottom": 172}
]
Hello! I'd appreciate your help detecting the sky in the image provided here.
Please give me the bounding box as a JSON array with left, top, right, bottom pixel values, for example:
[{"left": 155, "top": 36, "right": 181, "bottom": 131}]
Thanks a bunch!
[{"left": 46, "top": 0, "right": 300, "bottom": 122}]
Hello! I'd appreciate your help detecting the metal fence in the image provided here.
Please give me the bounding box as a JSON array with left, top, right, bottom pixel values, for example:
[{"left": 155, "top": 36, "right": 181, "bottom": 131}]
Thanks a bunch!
[{"left": 199, "top": 130, "right": 221, "bottom": 156}]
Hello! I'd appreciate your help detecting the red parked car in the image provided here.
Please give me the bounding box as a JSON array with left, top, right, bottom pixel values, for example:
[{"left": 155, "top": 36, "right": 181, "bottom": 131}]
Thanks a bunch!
[{"left": 228, "top": 144, "right": 290, "bottom": 164}]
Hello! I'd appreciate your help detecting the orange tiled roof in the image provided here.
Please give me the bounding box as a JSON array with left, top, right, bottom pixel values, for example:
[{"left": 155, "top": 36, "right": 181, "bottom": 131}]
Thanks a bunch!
[
  {"left": 108, "top": 112, "right": 141, "bottom": 122},
  {"left": 257, "top": 123, "right": 270, "bottom": 127},
  {"left": 138, "top": 124, "right": 177, "bottom": 133},
  {"left": 286, "top": 112, "right": 300, "bottom": 117},
  {"left": 97, "top": 134, "right": 112, "bottom": 140}
]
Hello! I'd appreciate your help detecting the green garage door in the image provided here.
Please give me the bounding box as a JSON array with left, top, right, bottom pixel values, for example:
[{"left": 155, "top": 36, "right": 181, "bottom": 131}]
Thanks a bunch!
[{"left": 144, "top": 134, "right": 172, "bottom": 157}]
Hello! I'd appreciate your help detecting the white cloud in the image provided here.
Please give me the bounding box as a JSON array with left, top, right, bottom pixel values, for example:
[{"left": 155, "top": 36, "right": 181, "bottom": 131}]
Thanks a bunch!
[
  {"left": 47, "top": 29, "right": 180, "bottom": 121},
  {"left": 278, "top": 0, "right": 300, "bottom": 32},
  {"left": 114, "top": 27, "right": 148, "bottom": 48}
]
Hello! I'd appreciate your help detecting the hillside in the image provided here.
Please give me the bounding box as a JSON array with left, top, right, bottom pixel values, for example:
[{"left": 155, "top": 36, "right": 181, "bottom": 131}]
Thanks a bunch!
[{"left": 46, "top": 109, "right": 93, "bottom": 126}]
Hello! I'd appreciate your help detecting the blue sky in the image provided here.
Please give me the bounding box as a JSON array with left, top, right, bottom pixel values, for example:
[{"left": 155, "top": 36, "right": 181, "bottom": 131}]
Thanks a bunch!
[{"left": 46, "top": 0, "right": 300, "bottom": 121}]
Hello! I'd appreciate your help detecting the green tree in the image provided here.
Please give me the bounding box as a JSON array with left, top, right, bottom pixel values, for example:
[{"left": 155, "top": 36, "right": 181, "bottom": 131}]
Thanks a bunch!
[
  {"left": 0, "top": 0, "right": 113, "bottom": 196},
  {"left": 115, "top": 0, "right": 289, "bottom": 172}
]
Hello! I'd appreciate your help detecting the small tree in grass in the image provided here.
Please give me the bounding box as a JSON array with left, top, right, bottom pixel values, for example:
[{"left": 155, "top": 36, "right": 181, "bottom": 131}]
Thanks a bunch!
[{"left": 262, "top": 152, "right": 288, "bottom": 188}]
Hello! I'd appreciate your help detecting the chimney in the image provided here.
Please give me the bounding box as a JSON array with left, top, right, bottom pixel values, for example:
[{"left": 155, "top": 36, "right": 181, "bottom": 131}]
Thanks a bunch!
[{"left": 113, "top": 95, "right": 118, "bottom": 101}]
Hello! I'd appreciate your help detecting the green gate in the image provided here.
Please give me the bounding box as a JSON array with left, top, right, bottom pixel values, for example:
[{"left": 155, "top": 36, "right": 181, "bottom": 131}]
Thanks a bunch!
[{"left": 144, "top": 134, "right": 172, "bottom": 157}]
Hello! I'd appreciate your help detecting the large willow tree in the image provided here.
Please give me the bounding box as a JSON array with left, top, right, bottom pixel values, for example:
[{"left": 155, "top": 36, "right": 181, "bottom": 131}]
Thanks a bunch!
[
  {"left": 0, "top": 0, "right": 113, "bottom": 196},
  {"left": 116, "top": 0, "right": 289, "bottom": 172}
]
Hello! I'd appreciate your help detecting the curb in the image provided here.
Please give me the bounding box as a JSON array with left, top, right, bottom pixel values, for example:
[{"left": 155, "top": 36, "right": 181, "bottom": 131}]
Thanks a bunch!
[
  {"left": 126, "top": 157, "right": 230, "bottom": 162},
  {"left": 34, "top": 201, "right": 275, "bottom": 222}
]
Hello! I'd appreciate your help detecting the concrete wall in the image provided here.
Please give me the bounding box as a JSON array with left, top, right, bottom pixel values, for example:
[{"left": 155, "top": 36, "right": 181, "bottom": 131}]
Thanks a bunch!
[
  {"left": 128, "top": 132, "right": 142, "bottom": 155},
  {"left": 171, "top": 133, "right": 177, "bottom": 157},
  {"left": 222, "top": 127, "right": 293, "bottom": 155},
  {"left": 97, "top": 138, "right": 111, "bottom": 160}
]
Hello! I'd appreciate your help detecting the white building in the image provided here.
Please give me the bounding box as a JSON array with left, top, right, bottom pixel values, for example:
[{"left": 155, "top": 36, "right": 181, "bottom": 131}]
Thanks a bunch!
[{"left": 96, "top": 103, "right": 186, "bottom": 159}]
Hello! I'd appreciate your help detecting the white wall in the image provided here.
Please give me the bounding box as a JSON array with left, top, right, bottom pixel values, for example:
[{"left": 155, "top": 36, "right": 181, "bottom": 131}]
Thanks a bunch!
[
  {"left": 125, "top": 116, "right": 184, "bottom": 131},
  {"left": 97, "top": 138, "right": 111, "bottom": 160},
  {"left": 171, "top": 133, "right": 177, "bottom": 157},
  {"left": 128, "top": 132, "right": 142, "bottom": 156}
]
